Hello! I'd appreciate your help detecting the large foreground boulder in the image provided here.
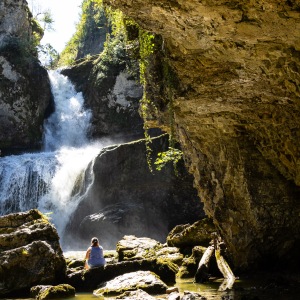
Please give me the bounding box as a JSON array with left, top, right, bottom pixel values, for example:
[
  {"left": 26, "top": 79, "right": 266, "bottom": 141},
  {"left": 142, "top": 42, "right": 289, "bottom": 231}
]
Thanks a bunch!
[
  {"left": 93, "top": 270, "right": 168, "bottom": 297},
  {"left": 0, "top": 210, "right": 66, "bottom": 296}
]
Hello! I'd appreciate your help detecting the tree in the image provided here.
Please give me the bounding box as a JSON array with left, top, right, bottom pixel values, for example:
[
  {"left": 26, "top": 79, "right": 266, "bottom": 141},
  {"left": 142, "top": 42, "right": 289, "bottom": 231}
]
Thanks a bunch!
[{"left": 38, "top": 43, "right": 59, "bottom": 69}]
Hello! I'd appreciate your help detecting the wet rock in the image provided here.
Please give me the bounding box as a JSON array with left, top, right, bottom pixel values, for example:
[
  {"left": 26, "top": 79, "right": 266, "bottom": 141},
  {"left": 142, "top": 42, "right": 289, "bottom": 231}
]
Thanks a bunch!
[
  {"left": 66, "top": 259, "right": 85, "bottom": 269},
  {"left": 167, "top": 219, "right": 217, "bottom": 249},
  {"left": 116, "top": 289, "right": 157, "bottom": 299},
  {"left": 0, "top": 210, "right": 66, "bottom": 296},
  {"left": 30, "top": 284, "right": 75, "bottom": 300},
  {"left": 93, "top": 270, "right": 167, "bottom": 297}
]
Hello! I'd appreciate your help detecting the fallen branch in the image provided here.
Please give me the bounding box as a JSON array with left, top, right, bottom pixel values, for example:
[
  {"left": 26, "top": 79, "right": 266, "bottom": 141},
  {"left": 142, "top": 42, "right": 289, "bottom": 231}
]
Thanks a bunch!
[
  {"left": 194, "top": 233, "right": 235, "bottom": 288},
  {"left": 215, "top": 249, "right": 235, "bottom": 290},
  {"left": 194, "top": 245, "right": 214, "bottom": 283}
]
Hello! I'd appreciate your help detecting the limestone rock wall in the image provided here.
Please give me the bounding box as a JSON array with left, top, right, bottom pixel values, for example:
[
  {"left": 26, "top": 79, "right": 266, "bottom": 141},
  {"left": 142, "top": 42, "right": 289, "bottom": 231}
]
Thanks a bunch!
[
  {"left": 105, "top": 0, "right": 300, "bottom": 269},
  {"left": 0, "top": 0, "right": 53, "bottom": 152}
]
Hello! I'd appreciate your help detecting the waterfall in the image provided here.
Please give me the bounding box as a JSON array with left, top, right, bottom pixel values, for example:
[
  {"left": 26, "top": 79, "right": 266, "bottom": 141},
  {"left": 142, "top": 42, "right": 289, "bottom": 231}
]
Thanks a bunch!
[
  {"left": 44, "top": 70, "right": 91, "bottom": 151},
  {"left": 0, "top": 70, "right": 101, "bottom": 238}
]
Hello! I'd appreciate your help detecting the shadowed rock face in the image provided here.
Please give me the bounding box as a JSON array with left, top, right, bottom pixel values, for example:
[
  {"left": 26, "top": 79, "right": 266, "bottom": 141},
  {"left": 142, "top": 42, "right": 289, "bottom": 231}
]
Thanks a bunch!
[
  {"left": 64, "top": 135, "right": 204, "bottom": 250},
  {"left": 104, "top": 0, "right": 300, "bottom": 270},
  {"left": 0, "top": 0, "right": 53, "bottom": 152}
]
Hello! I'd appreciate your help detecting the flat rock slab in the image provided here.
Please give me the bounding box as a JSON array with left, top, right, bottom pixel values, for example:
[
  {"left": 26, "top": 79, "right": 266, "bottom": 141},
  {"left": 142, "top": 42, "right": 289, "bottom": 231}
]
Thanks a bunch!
[{"left": 93, "top": 270, "right": 167, "bottom": 297}]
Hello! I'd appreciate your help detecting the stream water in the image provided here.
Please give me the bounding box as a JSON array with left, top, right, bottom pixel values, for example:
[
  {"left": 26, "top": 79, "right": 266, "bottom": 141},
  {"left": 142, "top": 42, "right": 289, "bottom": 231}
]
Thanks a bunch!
[{"left": 3, "top": 276, "right": 300, "bottom": 300}]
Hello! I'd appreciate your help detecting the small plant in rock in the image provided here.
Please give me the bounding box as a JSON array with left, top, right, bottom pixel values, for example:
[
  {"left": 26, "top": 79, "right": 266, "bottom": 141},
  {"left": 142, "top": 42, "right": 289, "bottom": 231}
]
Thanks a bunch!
[{"left": 154, "top": 147, "right": 183, "bottom": 171}]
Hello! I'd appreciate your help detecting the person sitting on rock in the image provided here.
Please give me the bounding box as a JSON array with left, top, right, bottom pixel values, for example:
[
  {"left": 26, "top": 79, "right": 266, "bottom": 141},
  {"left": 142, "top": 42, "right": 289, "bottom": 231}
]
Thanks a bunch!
[{"left": 85, "top": 237, "right": 106, "bottom": 269}]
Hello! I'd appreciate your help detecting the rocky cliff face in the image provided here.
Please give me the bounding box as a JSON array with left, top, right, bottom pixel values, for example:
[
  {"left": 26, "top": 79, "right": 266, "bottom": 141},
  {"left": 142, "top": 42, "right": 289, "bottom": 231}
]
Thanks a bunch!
[
  {"left": 104, "top": 0, "right": 300, "bottom": 270},
  {"left": 64, "top": 135, "right": 204, "bottom": 250},
  {"left": 0, "top": 0, "right": 53, "bottom": 152},
  {"left": 61, "top": 29, "right": 144, "bottom": 140}
]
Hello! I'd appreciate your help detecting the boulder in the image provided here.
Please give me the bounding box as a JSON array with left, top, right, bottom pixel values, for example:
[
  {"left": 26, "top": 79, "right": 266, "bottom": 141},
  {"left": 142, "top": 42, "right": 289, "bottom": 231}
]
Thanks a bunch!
[
  {"left": 66, "top": 258, "right": 176, "bottom": 292},
  {"left": 117, "top": 235, "right": 182, "bottom": 274},
  {"left": 156, "top": 247, "right": 184, "bottom": 266},
  {"left": 30, "top": 284, "right": 75, "bottom": 300},
  {"left": 93, "top": 270, "right": 168, "bottom": 297},
  {"left": 117, "top": 235, "right": 163, "bottom": 261},
  {"left": 177, "top": 246, "right": 207, "bottom": 279},
  {"left": 0, "top": 210, "right": 66, "bottom": 296},
  {"left": 167, "top": 219, "right": 217, "bottom": 249}
]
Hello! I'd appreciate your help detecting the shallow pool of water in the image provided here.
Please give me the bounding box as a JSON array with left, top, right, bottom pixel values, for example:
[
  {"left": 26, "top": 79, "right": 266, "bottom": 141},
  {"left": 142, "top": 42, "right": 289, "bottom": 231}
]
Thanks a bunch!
[
  {"left": 5, "top": 276, "right": 299, "bottom": 300},
  {"left": 4, "top": 251, "right": 299, "bottom": 300}
]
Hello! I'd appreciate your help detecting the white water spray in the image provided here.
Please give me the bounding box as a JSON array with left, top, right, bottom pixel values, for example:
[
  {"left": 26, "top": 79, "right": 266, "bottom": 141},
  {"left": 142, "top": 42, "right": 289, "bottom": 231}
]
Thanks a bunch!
[{"left": 0, "top": 70, "right": 103, "bottom": 237}]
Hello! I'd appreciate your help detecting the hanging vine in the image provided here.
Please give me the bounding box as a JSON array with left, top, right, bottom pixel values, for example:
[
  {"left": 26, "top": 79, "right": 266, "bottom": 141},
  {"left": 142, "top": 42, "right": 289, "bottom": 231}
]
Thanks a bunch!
[
  {"left": 154, "top": 60, "right": 183, "bottom": 173},
  {"left": 138, "top": 29, "right": 156, "bottom": 172}
]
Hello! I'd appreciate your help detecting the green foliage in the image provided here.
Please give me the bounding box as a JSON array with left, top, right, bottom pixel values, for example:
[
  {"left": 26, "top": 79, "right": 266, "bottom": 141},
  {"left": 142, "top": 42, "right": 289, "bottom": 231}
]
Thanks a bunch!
[
  {"left": 21, "top": 248, "right": 29, "bottom": 256},
  {"left": 38, "top": 43, "right": 59, "bottom": 69},
  {"left": 31, "top": 17, "right": 44, "bottom": 44},
  {"left": 40, "top": 9, "right": 54, "bottom": 31},
  {"left": 59, "top": 0, "right": 107, "bottom": 66},
  {"left": 139, "top": 30, "right": 155, "bottom": 86},
  {"left": 154, "top": 147, "right": 183, "bottom": 171},
  {"left": 137, "top": 29, "right": 156, "bottom": 171},
  {"left": 41, "top": 211, "right": 53, "bottom": 223}
]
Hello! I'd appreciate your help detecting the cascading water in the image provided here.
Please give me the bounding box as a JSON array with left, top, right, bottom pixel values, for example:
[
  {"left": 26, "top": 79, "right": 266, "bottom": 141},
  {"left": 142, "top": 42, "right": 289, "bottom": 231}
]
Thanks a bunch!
[{"left": 0, "top": 70, "right": 102, "bottom": 239}]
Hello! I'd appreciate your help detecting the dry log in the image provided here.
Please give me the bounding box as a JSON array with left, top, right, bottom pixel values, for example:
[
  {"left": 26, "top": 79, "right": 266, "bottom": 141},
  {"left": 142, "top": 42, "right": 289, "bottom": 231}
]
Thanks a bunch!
[
  {"left": 194, "top": 245, "right": 214, "bottom": 283},
  {"left": 215, "top": 249, "right": 235, "bottom": 290}
]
